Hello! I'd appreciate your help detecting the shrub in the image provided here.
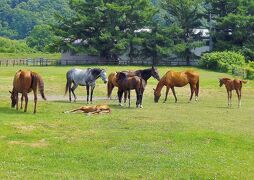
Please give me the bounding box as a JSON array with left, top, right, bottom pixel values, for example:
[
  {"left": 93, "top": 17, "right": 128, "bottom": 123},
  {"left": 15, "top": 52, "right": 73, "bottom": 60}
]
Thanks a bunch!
[
  {"left": 245, "top": 67, "right": 254, "bottom": 79},
  {"left": 0, "top": 37, "right": 34, "bottom": 53},
  {"left": 199, "top": 51, "right": 246, "bottom": 72}
]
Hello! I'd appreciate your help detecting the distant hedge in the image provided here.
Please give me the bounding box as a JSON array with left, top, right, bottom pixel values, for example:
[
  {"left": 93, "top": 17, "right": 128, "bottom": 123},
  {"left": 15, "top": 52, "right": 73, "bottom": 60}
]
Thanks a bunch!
[
  {"left": 199, "top": 51, "right": 254, "bottom": 79},
  {"left": 0, "top": 37, "right": 34, "bottom": 53}
]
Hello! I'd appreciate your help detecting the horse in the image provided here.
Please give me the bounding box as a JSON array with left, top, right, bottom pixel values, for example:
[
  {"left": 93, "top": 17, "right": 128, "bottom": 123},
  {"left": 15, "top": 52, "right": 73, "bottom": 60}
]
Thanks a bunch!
[
  {"left": 9, "top": 70, "right": 46, "bottom": 113},
  {"left": 116, "top": 72, "right": 146, "bottom": 108},
  {"left": 64, "top": 104, "right": 111, "bottom": 115},
  {"left": 107, "top": 66, "right": 160, "bottom": 99},
  {"left": 65, "top": 68, "right": 108, "bottom": 103},
  {"left": 153, "top": 70, "right": 199, "bottom": 103},
  {"left": 219, "top": 78, "right": 247, "bottom": 107}
]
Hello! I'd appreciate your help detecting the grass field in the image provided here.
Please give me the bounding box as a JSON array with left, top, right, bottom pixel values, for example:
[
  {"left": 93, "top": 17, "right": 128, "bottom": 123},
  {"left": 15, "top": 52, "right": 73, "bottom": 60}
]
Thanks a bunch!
[
  {"left": 0, "top": 53, "right": 61, "bottom": 60},
  {"left": 0, "top": 65, "right": 253, "bottom": 179}
]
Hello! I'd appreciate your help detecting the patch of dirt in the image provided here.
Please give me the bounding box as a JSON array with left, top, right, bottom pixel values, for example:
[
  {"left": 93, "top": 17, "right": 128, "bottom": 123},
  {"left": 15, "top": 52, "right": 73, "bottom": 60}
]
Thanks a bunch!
[
  {"left": 14, "top": 125, "right": 36, "bottom": 132},
  {"left": 8, "top": 139, "right": 48, "bottom": 148}
]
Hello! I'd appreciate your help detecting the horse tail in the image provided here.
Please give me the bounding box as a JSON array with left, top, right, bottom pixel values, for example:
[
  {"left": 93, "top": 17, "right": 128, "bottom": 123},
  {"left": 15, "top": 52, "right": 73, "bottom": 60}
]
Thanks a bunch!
[
  {"left": 32, "top": 73, "right": 46, "bottom": 100},
  {"left": 107, "top": 81, "right": 114, "bottom": 98},
  {"left": 196, "top": 79, "right": 200, "bottom": 96},
  {"left": 65, "top": 80, "right": 69, "bottom": 96},
  {"left": 241, "top": 80, "right": 248, "bottom": 84}
]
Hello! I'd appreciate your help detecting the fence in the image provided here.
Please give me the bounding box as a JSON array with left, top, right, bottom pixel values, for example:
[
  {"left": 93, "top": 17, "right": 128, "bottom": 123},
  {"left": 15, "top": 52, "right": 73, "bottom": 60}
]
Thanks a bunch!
[{"left": 0, "top": 58, "right": 59, "bottom": 67}]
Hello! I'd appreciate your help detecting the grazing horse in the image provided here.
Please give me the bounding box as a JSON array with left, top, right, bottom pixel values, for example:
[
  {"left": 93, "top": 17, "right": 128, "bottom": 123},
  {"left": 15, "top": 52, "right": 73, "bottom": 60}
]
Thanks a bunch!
[
  {"left": 9, "top": 70, "right": 46, "bottom": 113},
  {"left": 65, "top": 68, "right": 108, "bottom": 103},
  {"left": 116, "top": 72, "right": 146, "bottom": 108},
  {"left": 219, "top": 78, "right": 247, "bottom": 107},
  {"left": 107, "top": 66, "right": 160, "bottom": 99},
  {"left": 153, "top": 70, "right": 199, "bottom": 103}
]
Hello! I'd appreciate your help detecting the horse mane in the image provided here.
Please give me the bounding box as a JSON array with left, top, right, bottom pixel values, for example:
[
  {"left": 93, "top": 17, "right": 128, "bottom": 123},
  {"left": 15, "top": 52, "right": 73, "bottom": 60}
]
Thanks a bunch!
[{"left": 90, "top": 68, "right": 102, "bottom": 79}]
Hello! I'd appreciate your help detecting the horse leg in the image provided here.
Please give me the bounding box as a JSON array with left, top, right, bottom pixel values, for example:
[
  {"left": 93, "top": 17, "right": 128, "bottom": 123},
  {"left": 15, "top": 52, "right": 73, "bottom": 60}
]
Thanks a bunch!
[
  {"left": 33, "top": 89, "right": 38, "bottom": 114},
  {"left": 16, "top": 93, "right": 19, "bottom": 110},
  {"left": 124, "top": 91, "right": 127, "bottom": 106},
  {"left": 229, "top": 90, "right": 233, "bottom": 107},
  {"left": 118, "top": 90, "right": 123, "bottom": 106},
  {"left": 90, "top": 85, "right": 95, "bottom": 104},
  {"left": 135, "top": 89, "right": 139, "bottom": 108},
  {"left": 163, "top": 86, "right": 170, "bottom": 103},
  {"left": 189, "top": 84, "right": 194, "bottom": 102},
  {"left": 227, "top": 90, "right": 230, "bottom": 107},
  {"left": 86, "top": 85, "right": 90, "bottom": 104},
  {"left": 20, "top": 95, "right": 24, "bottom": 109},
  {"left": 24, "top": 93, "right": 28, "bottom": 112},
  {"left": 236, "top": 90, "right": 241, "bottom": 108},
  {"left": 128, "top": 90, "right": 131, "bottom": 108},
  {"left": 171, "top": 87, "right": 177, "bottom": 103},
  {"left": 71, "top": 83, "right": 78, "bottom": 102},
  {"left": 139, "top": 89, "right": 143, "bottom": 108},
  {"left": 68, "top": 82, "right": 72, "bottom": 102}
]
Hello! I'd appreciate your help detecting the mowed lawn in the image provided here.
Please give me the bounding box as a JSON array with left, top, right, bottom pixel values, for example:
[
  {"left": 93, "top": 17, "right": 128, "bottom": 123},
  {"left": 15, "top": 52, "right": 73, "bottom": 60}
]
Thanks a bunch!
[{"left": 0, "top": 66, "right": 253, "bottom": 179}]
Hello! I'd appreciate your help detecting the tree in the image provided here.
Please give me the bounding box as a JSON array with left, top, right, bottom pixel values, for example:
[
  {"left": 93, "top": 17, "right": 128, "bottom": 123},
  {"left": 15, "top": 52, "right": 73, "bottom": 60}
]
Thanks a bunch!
[
  {"left": 26, "top": 24, "right": 56, "bottom": 52},
  {"left": 208, "top": 0, "right": 254, "bottom": 60},
  {"left": 52, "top": 0, "right": 157, "bottom": 61},
  {"left": 161, "top": 0, "right": 205, "bottom": 65}
]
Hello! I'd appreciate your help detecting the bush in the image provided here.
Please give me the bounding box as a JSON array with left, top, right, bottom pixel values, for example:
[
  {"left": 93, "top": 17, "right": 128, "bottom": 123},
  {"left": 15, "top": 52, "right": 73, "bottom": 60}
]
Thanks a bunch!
[
  {"left": 245, "top": 67, "right": 254, "bottom": 79},
  {"left": 199, "top": 51, "right": 246, "bottom": 72},
  {"left": 0, "top": 37, "right": 34, "bottom": 53}
]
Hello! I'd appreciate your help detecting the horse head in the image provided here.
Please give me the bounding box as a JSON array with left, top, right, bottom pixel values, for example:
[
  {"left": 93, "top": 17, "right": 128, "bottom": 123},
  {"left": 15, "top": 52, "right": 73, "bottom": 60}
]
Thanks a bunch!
[
  {"left": 153, "top": 88, "right": 161, "bottom": 103},
  {"left": 151, "top": 66, "right": 160, "bottom": 81},
  {"left": 100, "top": 69, "right": 108, "bottom": 84},
  {"left": 9, "top": 90, "right": 17, "bottom": 108}
]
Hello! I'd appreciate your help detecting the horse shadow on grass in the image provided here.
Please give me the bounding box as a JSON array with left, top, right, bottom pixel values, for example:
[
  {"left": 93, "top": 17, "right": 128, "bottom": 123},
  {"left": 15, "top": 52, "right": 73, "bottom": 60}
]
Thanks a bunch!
[{"left": 0, "top": 107, "right": 26, "bottom": 114}]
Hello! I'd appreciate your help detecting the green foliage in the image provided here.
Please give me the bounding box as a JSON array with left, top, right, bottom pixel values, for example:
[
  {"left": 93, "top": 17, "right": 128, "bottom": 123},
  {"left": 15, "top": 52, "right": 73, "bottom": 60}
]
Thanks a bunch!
[
  {"left": 161, "top": 0, "right": 206, "bottom": 65},
  {"left": 0, "top": 0, "right": 72, "bottom": 39},
  {"left": 199, "top": 51, "right": 246, "bottom": 72},
  {"left": 26, "top": 25, "right": 57, "bottom": 52},
  {"left": 209, "top": 0, "right": 254, "bottom": 61},
  {"left": 52, "top": 0, "right": 157, "bottom": 60},
  {"left": 0, "top": 36, "right": 34, "bottom": 53},
  {"left": 0, "top": 52, "right": 61, "bottom": 59}
]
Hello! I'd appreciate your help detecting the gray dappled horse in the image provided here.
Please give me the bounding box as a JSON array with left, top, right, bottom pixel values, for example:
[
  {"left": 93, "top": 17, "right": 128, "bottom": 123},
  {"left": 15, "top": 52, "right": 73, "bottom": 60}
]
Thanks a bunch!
[{"left": 65, "top": 68, "right": 108, "bottom": 103}]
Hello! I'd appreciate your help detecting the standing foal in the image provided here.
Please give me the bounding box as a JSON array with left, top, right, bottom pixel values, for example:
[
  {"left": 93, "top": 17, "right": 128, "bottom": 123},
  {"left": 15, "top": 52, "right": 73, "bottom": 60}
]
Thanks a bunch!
[{"left": 219, "top": 78, "right": 247, "bottom": 107}]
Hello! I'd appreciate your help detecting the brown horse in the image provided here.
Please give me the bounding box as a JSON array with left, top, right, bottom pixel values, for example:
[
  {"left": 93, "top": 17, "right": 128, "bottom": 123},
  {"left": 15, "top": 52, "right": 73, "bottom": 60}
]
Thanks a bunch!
[
  {"left": 116, "top": 72, "right": 146, "bottom": 108},
  {"left": 9, "top": 70, "right": 46, "bottom": 113},
  {"left": 107, "top": 66, "right": 160, "bottom": 99},
  {"left": 219, "top": 78, "right": 247, "bottom": 107},
  {"left": 153, "top": 70, "right": 199, "bottom": 103}
]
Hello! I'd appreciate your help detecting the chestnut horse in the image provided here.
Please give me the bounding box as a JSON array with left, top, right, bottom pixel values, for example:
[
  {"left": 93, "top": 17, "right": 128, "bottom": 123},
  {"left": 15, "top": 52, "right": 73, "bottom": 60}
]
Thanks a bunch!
[
  {"left": 107, "top": 66, "right": 160, "bottom": 99},
  {"left": 153, "top": 70, "right": 199, "bottom": 103},
  {"left": 9, "top": 70, "right": 46, "bottom": 113},
  {"left": 219, "top": 78, "right": 247, "bottom": 107},
  {"left": 116, "top": 72, "right": 146, "bottom": 108}
]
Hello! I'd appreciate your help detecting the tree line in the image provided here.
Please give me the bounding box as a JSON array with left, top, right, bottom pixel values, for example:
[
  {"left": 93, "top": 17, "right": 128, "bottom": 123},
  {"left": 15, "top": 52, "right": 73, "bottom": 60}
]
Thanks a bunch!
[{"left": 0, "top": 0, "right": 254, "bottom": 64}]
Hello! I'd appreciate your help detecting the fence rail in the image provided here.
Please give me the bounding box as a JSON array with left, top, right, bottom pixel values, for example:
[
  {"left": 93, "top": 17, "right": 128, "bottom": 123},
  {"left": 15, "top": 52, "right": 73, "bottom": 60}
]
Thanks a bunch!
[{"left": 0, "top": 58, "right": 59, "bottom": 67}]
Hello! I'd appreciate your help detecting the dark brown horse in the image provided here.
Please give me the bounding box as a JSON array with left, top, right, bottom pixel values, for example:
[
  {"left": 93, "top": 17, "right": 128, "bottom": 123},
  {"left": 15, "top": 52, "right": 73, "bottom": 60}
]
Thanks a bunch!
[
  {"left": 219, "top": 78, "right": 247, "bottom": 107},
  {"left": 9, "top": 70, "right": 46, "bottom": 113},
  {"left": 116, "top": 72, "right": 146, "bottom": 108},
  {"left": 154, "top": 70, "right": 199, "bottom": 103},
  {"left": 107, "top": 66, "right": 160, "bottom": 99}
]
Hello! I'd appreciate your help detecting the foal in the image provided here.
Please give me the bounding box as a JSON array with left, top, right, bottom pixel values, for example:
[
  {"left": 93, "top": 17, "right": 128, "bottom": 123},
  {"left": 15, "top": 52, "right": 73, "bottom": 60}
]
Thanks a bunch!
[
  {"left": 219, "top": 78, "right": 247, "bottom": 107},
  {"left": 116, "top": 72, "right": 145, "bottom": 108}
]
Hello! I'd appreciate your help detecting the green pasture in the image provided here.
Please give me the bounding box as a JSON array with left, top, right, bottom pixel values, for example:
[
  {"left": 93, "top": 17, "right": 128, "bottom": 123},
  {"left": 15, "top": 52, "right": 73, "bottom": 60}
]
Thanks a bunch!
[{"left": 0, "top": 66, "right": 253, "bottom": 179}]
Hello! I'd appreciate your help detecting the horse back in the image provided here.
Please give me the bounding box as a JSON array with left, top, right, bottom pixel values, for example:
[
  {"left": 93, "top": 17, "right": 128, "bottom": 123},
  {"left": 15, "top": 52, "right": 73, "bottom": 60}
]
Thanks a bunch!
[{"left": 13, "top": 70, "right": 33, "bottom": 93}]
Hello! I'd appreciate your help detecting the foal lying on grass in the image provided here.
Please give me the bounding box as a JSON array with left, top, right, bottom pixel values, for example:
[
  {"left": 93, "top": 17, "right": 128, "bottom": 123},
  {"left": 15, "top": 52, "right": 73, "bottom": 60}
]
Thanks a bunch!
[
  {"left": 64, "top": 104, "right": 111, "bottom": 115},
  {"left": 219, "top": 78, "right": 247, "bottom": 107}
]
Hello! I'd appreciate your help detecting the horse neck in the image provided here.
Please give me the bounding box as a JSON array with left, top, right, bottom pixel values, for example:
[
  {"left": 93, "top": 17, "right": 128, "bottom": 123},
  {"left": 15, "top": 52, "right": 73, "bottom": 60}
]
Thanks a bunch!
[
  {"left": 155, "top": 76, "right": 165, "bottom": 93},
  {"left": 138, "top": 69, "right": 152, "bottom": 81}
]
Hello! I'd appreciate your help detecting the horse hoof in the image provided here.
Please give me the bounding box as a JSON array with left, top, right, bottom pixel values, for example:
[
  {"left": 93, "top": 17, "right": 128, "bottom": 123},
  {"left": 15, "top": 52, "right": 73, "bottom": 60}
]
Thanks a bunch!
[
  {"left": 140, "top": 105, "right": 143, "bottom": 108},
  {"left": 119, "top": 104, "right": 123, "bottom": 107}
]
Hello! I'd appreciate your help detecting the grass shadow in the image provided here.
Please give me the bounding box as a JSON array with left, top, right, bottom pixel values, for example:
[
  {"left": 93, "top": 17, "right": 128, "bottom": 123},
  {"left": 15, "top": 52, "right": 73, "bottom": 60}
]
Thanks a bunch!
[{"left": 0, "top": 107, "right": 26, "bottom": 114}]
